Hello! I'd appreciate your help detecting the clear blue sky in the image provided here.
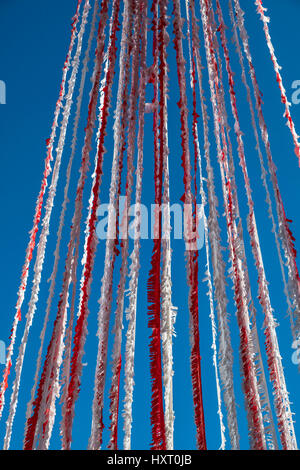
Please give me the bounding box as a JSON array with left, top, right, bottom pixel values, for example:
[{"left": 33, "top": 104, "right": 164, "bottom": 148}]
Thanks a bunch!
[{"left": 0, "top": 0, "right": 300, "bottom": 450}]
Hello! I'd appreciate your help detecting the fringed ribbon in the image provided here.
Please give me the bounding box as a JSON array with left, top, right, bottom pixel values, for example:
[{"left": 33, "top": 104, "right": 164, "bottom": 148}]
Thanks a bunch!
[
  {"left": 189, "top": 0, "right": 240, "bottom": 450},
  {"left": 215, "top": 0, "right": 296, "bottom": 450},
  {"left": 199, "top": 0, "right": 266, "bottom": 449},
  {"left": 228, "top": 0, "right": 294, "bottom": 343},
  {"left": 88, "top": 0, "right": 138, "bottom": 450},
  {"left": 0, "top": 0, "right": 83, "bottom": 424},
  {"left": 233, "top": 0, "right": 300, "bottom": 356},
  {"left": 172, "top": 0, "right": 206, "bottom": 450},
  {"left": 122, "top": 0, "right": 151, "bottom": 450},
  {"left": 21, "top": 0, "right": 95, "bottom": 451},
  {"left": 24, "top": 0, "right": 112, "bottom": 450},
  {"left": 159, "top": 0, "right": 176, "bottom": 451},
  {"left": 3, "top": 0, "right": 88, "bottom": 450},
  {"left": 254, "top": 0, "right": 300, "bottom": 167},
  {"left": 108, "top": 0, "right": 148, "bottom": 451},
  {"left": 59, "top": 0, "right": 120, "bottom": 450},
  {"left": 185, "top": 0, "right": 226, "bottom": 450},
  {"left": 147, "top": 0, "right": 167, "bottom": 451}
]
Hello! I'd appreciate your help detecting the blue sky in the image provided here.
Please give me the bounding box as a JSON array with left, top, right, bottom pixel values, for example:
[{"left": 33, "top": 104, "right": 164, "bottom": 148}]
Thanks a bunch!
[{"left": 0, "top": 0, "right": 300, "bottom": 450}]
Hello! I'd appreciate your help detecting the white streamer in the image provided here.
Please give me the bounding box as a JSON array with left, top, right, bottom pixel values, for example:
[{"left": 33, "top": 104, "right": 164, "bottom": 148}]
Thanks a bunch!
[{"left": 3, "top": 0, "right": 88, "bottom": 449}]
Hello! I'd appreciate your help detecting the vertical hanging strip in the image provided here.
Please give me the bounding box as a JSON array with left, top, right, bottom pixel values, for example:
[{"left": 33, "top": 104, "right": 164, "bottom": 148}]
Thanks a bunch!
[
  {"left": 147, "top": 0, "right": 166, "bottom": 451},
  {"left": 189, "top": 0, "right": 240, "bottom": 449},
  {"left": 26, "top": 0, "right": 99, "bottom": 434},
  {"left": 233, "top": 0, "right": 300, "bottom": 360},
  {"left": 159, "top": 0, "right": 177, "bottom": 451},
  {"left": 60, "top": 4, "right": 132, "bottom": 445},
  {"left": 209, "top": 0, "right": 272, "bottom": 448},
  {"left": 27, "top": 0, "right": 114, "bottom": 447},
  {"left": 109, "top": 0, "right": 148, "bottom": 451},
  {"left": 208, "top": 2, "right": 277, "bottom": 449},
  {"left": 228, "top": 4, "right": 297, "bottom": 440},
  {"left": 228, "top": 0, "right": 294, "bottom": 340},
  {"left": 0, "top": 0, "right": 83, "bottom": 422},
  {"left": 199, "top": 0, "right": 266, "bottom": 449},
  {"left": 88, "top": 0, "right": 139, "bottom": 450},
  {"left": 172, "top": 0, "right": 206, "bottom": 450},
  {"left": 217, "top": 0, "right": 294, "bottom": 449},
  {"left": 108, "top": 0, "right": 146, "bottom": 450},
  {"left": 254, "top": 0, "right": 300, "bottom": 167},
  {"left": 24, "top": 0, "right": 112, "bottom": 450},
  {"left": 54, "top": 0, "right": 121, "bottom": 451},
  {"left": 216, "top": 0, "right": 296, "bottom": 449},
  {"left": 59, "top": 0, "right": 124, "bottom": 450},
  {"left": 122, "top": 0, "right": 151, "bottom": 450},
  {"left": 185, "top": 0, "right": 225, "bottom": 450},
  {"left": 214, "top": 17, "right": 277, "bottom": 449},
  {"left": 3, "top": 0, "right": 89, "bottom": 450}
]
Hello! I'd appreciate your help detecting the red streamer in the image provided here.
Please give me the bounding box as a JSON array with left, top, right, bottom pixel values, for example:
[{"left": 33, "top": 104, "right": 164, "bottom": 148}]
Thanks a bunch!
[
  {"left": 147, "top": 0, "right": 166, "bottom": 451},
  {"left": 0, "top": 0, "right": 83, "bottom": 419},
  {"left": 23, "top": 0, "right": 115, "bottom": 449},
  {"left": 199, "top": 0, "right": 266, "bottom": 449},
  {"left": 172, "top": 0, "right": 206, "bottom": 450},
  {"left": 62, "top": 0, "right": 120, "bottom": 450}
]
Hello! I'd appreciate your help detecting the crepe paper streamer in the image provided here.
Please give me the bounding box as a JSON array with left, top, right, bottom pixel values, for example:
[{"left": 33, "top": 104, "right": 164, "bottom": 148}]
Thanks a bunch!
[
  {"left": 58, "top": 0, "right": 121, "bottom": 450},
  {"left": 210, "top": 6, "right": 277, "bottom": 450},
  {"left": 3, "top": 0, "right": 91, "bottom": 450},
  {"left": 207, "top": 2, "right": 277, "bottom": 450},
  {"left": 172, "top": 0, "right": 207, "bottom": 450},
  {"left": 159, "top": 0, "right": 177, "bottom": 451},
  {"left": 24, "top": 0, "right": 113, "bottom": 450},
  {"left": 215, "top": 0, "right": 296, "bottom": 450},
  {"left": 228, "top": 0, "right": 294, "bottom": 344},
  {"left": 58, "top": 0, "right": 99, "bottom": 429},
  {"left": 254, "top": 0, "right": 300, "bottom": 167},
  {"left": 199, "top": 0, "right": 267, "bottom": 449},
  {"left": 121, "top": 0, "right": 149, "bottom": 451},
  {"left": 88, "top": 0, "right": 141, "bottom": 450},
  {"left": 3, "top": 0, "right": 299, "bottom": 452},
  {"left": 26, "top": 0, "right": 98, "bottom": 433},
  {"left": 108, "top": 0, "right": 149, "bottom": 451},
  {"left": 0, "top": 0, "right": 83, "bottom": 424},
  {"left": 233, "top": 0, "right": 300, "bottom": 360},
  {"left": 146, "top": 0, "right": 166, "bottom": 451},
  {"left": 188, "top": 0, "right": 240, "bottom": 450},
  {"left": 185, "top": 0, "right": 225, "bottom": 451}
]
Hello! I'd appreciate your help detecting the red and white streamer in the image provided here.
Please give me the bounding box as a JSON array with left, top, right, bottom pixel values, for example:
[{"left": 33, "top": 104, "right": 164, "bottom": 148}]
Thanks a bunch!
[
  {"left": 108, "top": 0, "right": 148, "bottom": 451},
  {"left": 233, "top": 0, "right": 300, "bottom": 362},
  {"left": 228, "top": 0, "right": 294, "bottom": 339},
  {"left": 0, "top": 0, "right": 83, "bottom": 423},
  {"left": 159, "top": 0, "right": 177, "bottom": 451},
  {"left": 216, "top": 0, "right": 296, "bottom": 450},
  {"left": 210, "top": 3, "right": 277, "bottom": 448},
  {"left": 3, "top": 0, "right": 89, "bottom": 450},
  {"left": 121, "top": 2, "right": 148, "bottom": 451},
  {"left": 23, "top": 0, "right": 96, "bottom": 448},
  {"left": 2, "top": 0, "right": 299, "bottom": 452},
  {"left": 88, "top": 0, "right": 139, "bottom": 450},
  {"left": 189, "top": 0, "right": 240, "bottom": 449},
  {"left": 199, "top": 0, "right": 266, "bottom": 449},
  {"left": 185, "top": 0, "right": 225, "bottom": 450},
  {"left": 255, "top": 0, "right": 300, "bottom": 167},
  {"left": 24, "top": 0, "right": 112, "bottom": 450},
  {"left": 59, "top": 0, "right": 121, "bottom": 450},
  {"left": 173, "top": 0, "right": 206, "bottom": 450}
]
